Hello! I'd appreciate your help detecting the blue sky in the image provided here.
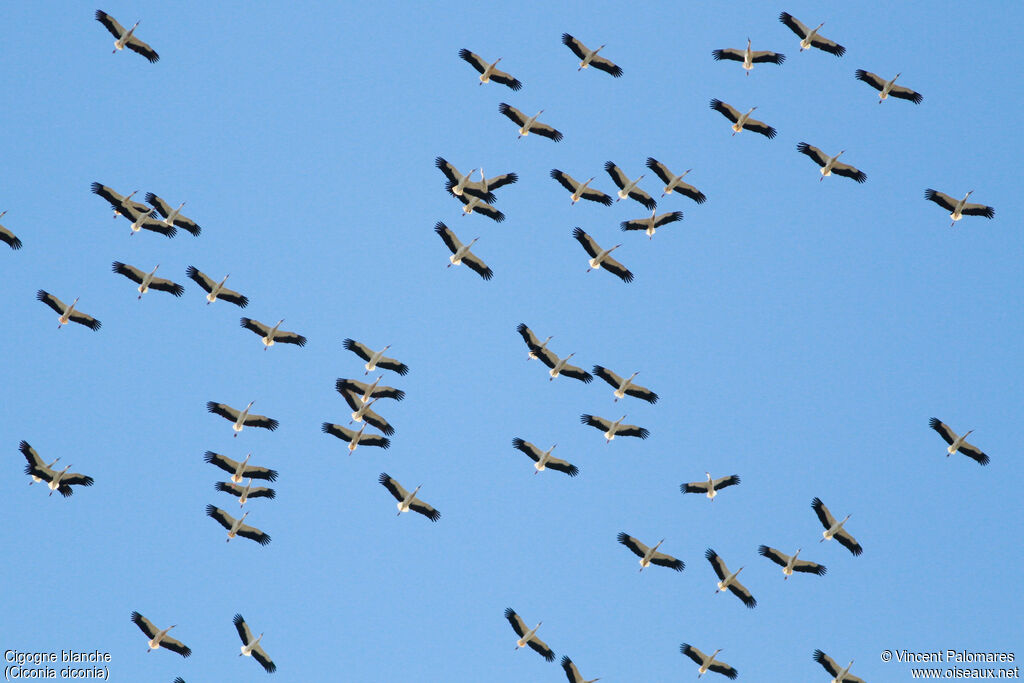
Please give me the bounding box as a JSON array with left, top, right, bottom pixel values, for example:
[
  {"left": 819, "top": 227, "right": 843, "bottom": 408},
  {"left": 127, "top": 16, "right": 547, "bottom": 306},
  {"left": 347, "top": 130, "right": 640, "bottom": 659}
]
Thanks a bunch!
[{"left": 1, "top": 1, "right": 1021, "bottom": 681}]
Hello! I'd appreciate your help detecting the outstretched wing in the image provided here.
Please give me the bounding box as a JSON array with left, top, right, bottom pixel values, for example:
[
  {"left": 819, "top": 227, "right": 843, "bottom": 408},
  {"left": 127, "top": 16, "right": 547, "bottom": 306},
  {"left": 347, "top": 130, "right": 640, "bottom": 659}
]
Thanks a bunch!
[
  {"left": 95, "top": 10, "right": 125, "bottom": 38},
  {"left": 378, "top": 472, "right": 407, "bottom": 502},
  {"left": 561, "top": 33, "right": 587, "bottom": 60},
  {"left": 571, "top": 227, "right": 600, "bottom": 258}
]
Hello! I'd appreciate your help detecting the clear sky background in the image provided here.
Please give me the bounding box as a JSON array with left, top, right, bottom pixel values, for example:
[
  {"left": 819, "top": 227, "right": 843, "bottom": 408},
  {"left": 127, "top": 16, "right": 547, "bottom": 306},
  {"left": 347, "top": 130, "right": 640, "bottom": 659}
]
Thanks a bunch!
[{"left": 1, "top": 2, "right": 1021, "bottom": 681}]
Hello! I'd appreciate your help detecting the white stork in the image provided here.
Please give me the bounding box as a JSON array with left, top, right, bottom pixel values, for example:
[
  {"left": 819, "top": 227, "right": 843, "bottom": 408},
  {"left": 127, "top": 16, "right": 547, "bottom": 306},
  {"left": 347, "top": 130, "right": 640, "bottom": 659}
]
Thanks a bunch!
[
  {"left": 604, "top": 162, "right": 656, "bottom": 209},
  {"left": 121, "top": 203, "right": 176, "bottom": 237},
  {"left": 437, "top": 158, "right": 489, "bottom": 201},
  {"left": 512, "top": 438, "right": 579, "bottom": 477},
  {"left": 561, "top": 656, "right": 600, "bottom": 683},
  {"left": 779, "top": 13, "right": 846, "bottom": 56},
  {"left": 498, "top": 103, "right": 563, "bottom": 141},
  {"left": 206, "top": 401, "right": 279, "bottom": 437},
  {"left": 0, "top": 211, "right": 23, "bottom": 249},
  {"left": 336, "top": 377, "right": 405, "bottom": 403},
  {"left": 130, "top": 612, "right": 190, "bottom": 656},
  {"left": 95, "top": 11, "right": 159, "bottom": 62},
  {"left": 185, "top": 266, "right": 249, "bottom": 307},
  {"left": 534, "top": 349, "right": 593, "bottom": 383},
  {"left": 705, "top": 548, "right": 757, "bottom": 608},
  {"left": 681, "top": 472, "right": 740, "bottom": 501},
  {"left": 435, "top": 222, "right": 493, "bottom": 280},
  {"left": 924, "top": 189, "right": 995, "bottom": 226},
  {"left": 561, "top": 34, "right": 622, "bottom": 76},
  {"left": 36, "top": 290, "right": 101, "bottom": 330},
  {"left": 144, "top": 193, "right": 202, "bottom": 236},
  {"left": 20, "top": 441, "right": 93, "bottom": 497},
  {"left": 572, "top": 228, "right": 633, "bottom": 283},
  {"left": 452, "top": 187, "right": 506, "bottom": 222},
  {"left": 713, "top": 38, "right": 785, "bottom": 75},
  {"left": 458, "top": 49, "right": 522, "bottom": 90},
  {"left": 758, "top": 546, "right": 826, "bottom": 579},
  {"left": 592, "top": 366, "right": 658, "bottom": 403},
  {"left": 338, "top": 388, "right": 395, "bottom": 436},
  {"left": 620, "top": 209, "right": 683, "bottom": 240},
  {"left": 796, "top": 143, "right": 866, "bottom": 183},
  {"left": 580, "top": 414, "right": 649, "bottom": 443},
  {"left": 342, "top": 338, "right": 409, "bottom": 376},
  {"left": 204, "top": 451, "right": 278, "bottom": 483},
  {"left": 233, "top": 614, "right": 276, "bottom": 673},
  {"left": 813, "top": 649, "right": 863, "bottom": 683},
  {"left": 91, "top": 182, "right": 151, "bottom": 219},
  {"left": 215, "top": 479, "right": 276, "bottom": 506},
  {"left": 111, "top": 262, "right": 184, "bottom": 299},
  {"left": 19, "top": 440, "right": 59, "bottom": 485},
  {"left": 854, "top": 70, "right": 922, "bottom": 104},
  {"left": 550, "top": 169, "right": 613, "bottom": 206},
  {"left": 644, "top": 159, "right": 707, "bottom": 202},
  {"left": 617, "top": 533, "right": 684, "bottom": 572},
  {"left": 205, "top": 505, "right": 271, "bottom": 545},
  {"left": 517, "top": 323, "right": 553, "bottom": 361},
  {"left": 929, "top": 418, "right": 990, "bottom": 465},
  {"left": 321, "top": 423, "right": 391, "bottom": 453},
  {"left": 378, "top": 473, "right": 440, "bottom": 521},
  {"left": 504, "top": 608, "right": 555, "bottom": 661},
  {"left": 811, "top": 497, "right": 862, "bottom": 555},
  {"left": 240, "top": 318, "right": 307, "bottom": 350},
  {"left": 710, "top": 99, "right": 777, "bottom": 138},
  {"left": 680, "top": 643, "right": 738, "bottom": 679}
]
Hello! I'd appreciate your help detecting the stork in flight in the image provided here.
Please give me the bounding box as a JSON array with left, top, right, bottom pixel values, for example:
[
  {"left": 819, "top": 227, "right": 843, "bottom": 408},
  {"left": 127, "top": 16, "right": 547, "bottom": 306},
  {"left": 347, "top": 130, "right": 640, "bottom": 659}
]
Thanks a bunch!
[
  {"left": 504, "top": 608, "right": 555, "bottom": 661},
  {"left": 215, "top": 478, "right": 276, "bottom": 506},
  {"left": 550, "top": 169, "right": 613, "bottom": 206},
  {"left": 206, "top": 401, "right": 279, "bottom": 437},
  {"left": 233, "top": 614, "right": 276, "bottom": 673},
  {"left": 580, "top": 414, "right": 649, "bottom": 443},
  {"left": 604, "top": 162, "right": 656, "bottom": 209},
  {"left": 91, "top": 183, "right": 152, "bottom": 220},
  {"left": 779, "top": 13, "right": 846, "bottom": 56},
  {"left": 240, "top": 318, "right": 307, "bottom": 350},
  {"left": 681, "top": 472, "right": 740, "bottom": 501},
  {"left": 680, "top": 643, "right": 738, "bottom": 679},
  {"left": 617, "top": 533, "right": 684, "bottom": 572},
  {"left": 644, "top": 158, "right": 707, "bottom": 202},
  {"left": 572, "top": 228, "right": 633, "bottom": 283},
  {"left": 924, "top": 189, "right": 995, "bottom": 227},
  {"left": 561, "top": 656, "right": 600, "bottom": 683},
  {"left": 204, "top": 451, "right": 278, "bottom": 483},
  {"left": 342, "top": 338, "right": 409, "bottom": 376},
  {"left": 206, "top": 505, "right": 272, "bottom": 545},
  {"left": 338, "top": 388, "right": 396, "bottom": 436},
  {"left": 517, "top": 323, "right": 553, "bottom": 361},
  {"left": 512, "top": 438, "right": 579, "bottom": 476},
  {"left": 854, "top": 70, "right": 922, "bottom": 104},
  {"left": 20, "top": 441, "right": 93, "bottom": 497},
  {"left": 145, "top": 193, "right": 202, "bottom": 236},
  {"left": 19, "top": 440, "right": 60, "bottom": 486},
  {"left": 498, "top": 103, "right": 563, "bottom": 141},
  {"left": 378, "top": 473, "right": 440, "bottom": 521},
  {"left": 458, "top": 49, "right": 522, "bottom": 90},
  {"left": 712, "top": 38, "right": 785, "bottom": 75},
  {"left": 435, "top": 222, "right": 494, "bottom": 280},
  {"left": 186, "top": 267, "right": 249, "bottom": 307},
  {"left": 0, "top": 211, "right": 23, "bottom": 249},
  {"left": 813, "top": 649, "right": 864, "bottom": 683},
  {"left": 811, "top": 497, "right": 862, "bottom": 555},
  {"left": 796, "top": 143, "right": 867, "bottom": 183},
  {"left": 928, "top": 418, "right": 990, "bottom": 465},
  {"left": 710, "top": 99, "right": 777, "bottom": 138},
  {"left": 95, "top": 10, "right": 159, "bottom": 62},
  {"left": 130, "top": 612, "right": 190, "bottom": 656},
  {"left": 620, "top": 209, "right": 683, "bottom": 240},
  {"left": 561, "top": 34, "right": 622, "bottom": 76},
  {"left": 36, "top": 290, "right": 101, "bottom": 330},
  {"left": 321, "top": 422, "right": 391, "bottom": 453},
  {"left": 111, "top": 262, "right": 184, "bottom": 299},
  {"left": 592, "top": 366, "right": 658, "bottom": 403},
  {"left": 758, "top": 546, "right": 826, "bottom": 580},
  {"left": 336, "top": 377, "right": 405, "bottom": 403},
  {"left": 705, "top": 548, "right": 757, "bottom": 608}
]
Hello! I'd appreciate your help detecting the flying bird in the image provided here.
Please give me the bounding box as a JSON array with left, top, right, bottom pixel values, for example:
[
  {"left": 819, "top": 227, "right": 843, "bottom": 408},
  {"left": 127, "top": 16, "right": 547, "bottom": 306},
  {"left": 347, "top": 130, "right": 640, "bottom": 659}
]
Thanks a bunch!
[
  {"left": 560, "top": 656, "right": 600, "bottom": 683},
  {"left": 620, "top": 210, "right": 683, "bottom": 240},
  {"left": 378, "top": 473, "right": 440, "bottom": 521},
  {"left": 924, "top": 189, "right": 995, "bottom": 226},
  {"left": 580, "top": 414, "right": 649, "bottom": 443},
  {"left": 36, "top": 291, "right": 101, "bottom": 330},
  {"left": 928, "top": 418, "right": 990, "bottom": 465},
  {"left": 321, "top": 423, "right": 391, "bottom": 453},
  {"left": 517, "top": 323, "right": 553, "bottom": 361},
  {"left": 95, "top": 10, "right": 159, "bottom": 62},
  {"left": 712, "top": 38, "right": 785, "bottom": 75},
  {"left": 758, "top": 546, "right": 827, "bottom": 579},
  {"left": 20, "top": 441, "right": 93, "bottom": 497},
  {"left": 453, "top": 189, "right": 506, "bottom": 222},
  {"left": 512, "top": 438, "right": 579, "bottom": 476},
  {"left": 604, "top": 162, "right": 656, "bottom": 209},
  {"left": 185, "top": 267, "right": 249, "bottom": 307},
  {"left": 435, "top": 222, "right": 493, "bottom": 280},
  {"left": 342, "top": 339, "right": 409, "bottom": 376},
  {"left": 710, "top": 99, "right": 777, "bottom": 138},
  {"left": 215, "top": 479, "right": 276, "bottom": 506},
  {"left": 240, "top": 318, "right": 307, "bottom": 350},
  {"left": 111, "top": 262, "right": 184, "bottom": 299},
  {"left": 813, "top": 649, "right": 863, "bottom": 683},
  {"left": 811, "top": 497, "right": 862, "bottom": 556},
  {"left": 335, "top": 377, "right": 405, "bottom": 403},
  {"left": 592, "top": 366, "right": 658, "bottom": 403},
  {"left": 681, "top": 473, "right": 740, "bottom": 501},
  {"left": 204, "top": 451, "right": 278, "bottom": 483},
  {"left": 205, "top": 505, "right": 272, "bottom": 545},
  {"left": 91, "top": 183, "right": 151, "bottom": 220},
  {"left": 561, "top": 34, "right": 622, "bottom": 76},
  {"left": 338, "top": 388, "right": 396, "bottom": 436},
  {"left": 550, "top": 169, "right": 613, "bottom": 206},
  {"left": 130, "top": 612, "right": 190, "bottom": 656},
  {"left": 206, "top": 401, "right": 279, "bottom": 437},
  {"left": 504, "top": 608, "right": 555, "bottom": 661},
  {"left": 498, "top": 103, "right": 563, "bottom": 141},
  {"left": 680, "top": 643, "right": 738, "bottom": 679},
  {"left": 458, "top": 49, "right": 522, "bottom": 90},
  {"left": 436, "top": 158, "right": 516, "bottom": 202},
  {"left": 854, "top": 70, "right": 922, "bottom": 104},
  {"left": 617, "top": 533, "right": 684, "bottom": 572},
  {"left": 0, "top": 211, "right": 23, "bottom": 249},
  {"left": 533, "top": 349, "right": 593, "bottom": 383},
  {"left": 644, "top": 159, "right": 707, "bottom": 202},
  {"left": 572, "top": 227, "right": 633, "bottom": 283},
  {"left": 796, "top": 143, "right": 866, "bottom": 183},
  {"left": 233, "top": 614, "right": 276, "bottom": 673},
  {"left": 779, "top": 12, "right": 845, "bottom": 56},
  {"left": 144, "top": 193, "right": 202, "bottom": 236},
  {"left": 120, "top": 203, "right": 176, "bottom": 237},
  {"left": 705, "top": 548, "right": 757, "bottom": 608}
]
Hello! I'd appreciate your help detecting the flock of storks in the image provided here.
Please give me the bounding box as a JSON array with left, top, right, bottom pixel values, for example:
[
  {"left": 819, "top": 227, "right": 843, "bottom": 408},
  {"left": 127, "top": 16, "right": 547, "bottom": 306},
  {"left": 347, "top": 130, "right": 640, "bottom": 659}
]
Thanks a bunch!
[{"left": 5, "top": 8, "right": 1000, "bottom": 683}]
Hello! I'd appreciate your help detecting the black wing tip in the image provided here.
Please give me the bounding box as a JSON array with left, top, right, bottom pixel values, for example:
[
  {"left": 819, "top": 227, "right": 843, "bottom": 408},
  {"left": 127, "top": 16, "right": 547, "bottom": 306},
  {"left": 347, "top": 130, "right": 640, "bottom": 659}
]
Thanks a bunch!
[
  {"left": 704, "top": 547, "right": 717, "bottom": 560},
  {"left": 377, "top": 472, "right": 391, "bottom": 485},
  {"left": 571, "top": 226, "right": 586, "bottom": 239},
  {"left": 637, "top": 427, "right": 650, "bottom": 439},
  {"left": 561, "top": 32, "right": 573, "bottom": 44},
  {"left": 504, "top": 606, "right": 516, "bottom": 619},
  {"left": 812, "top": 649, "right": 826, "bottom": 662},
  {"left": 205, "top": 503, "right": 219, "bottom": 516},
  {"left": 709, "top": 98, "right": 723, "bottom": 109},
  {"left": 811, "top": 496, "right": 824, "bottom": 508}
]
